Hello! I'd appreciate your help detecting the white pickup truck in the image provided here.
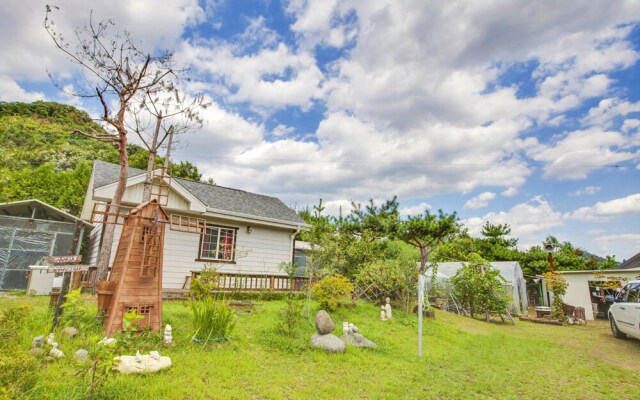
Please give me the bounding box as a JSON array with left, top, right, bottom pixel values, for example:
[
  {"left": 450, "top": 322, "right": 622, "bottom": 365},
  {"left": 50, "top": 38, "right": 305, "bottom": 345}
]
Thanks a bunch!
[{"left": 609, "top": 280, "right": 640, "bottom": 340}]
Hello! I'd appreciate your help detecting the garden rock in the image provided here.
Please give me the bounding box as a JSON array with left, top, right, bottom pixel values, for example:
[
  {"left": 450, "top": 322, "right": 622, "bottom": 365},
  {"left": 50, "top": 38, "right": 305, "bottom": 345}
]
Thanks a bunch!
[
  {"left": 341, "top": 323, "right": 377, "bottom": 349},
  {"left": 32, "top": 335, "right": 44, "bottom": 348},
  {"left": 342, "top": 332, "right": 377, "bottom": 349},
  {"left": 75, "top": 349, "right": 88, "bottom": 363},
  {"left": 62, "top": 327, "right": 78, "bottom": 338},
  {"left": 114, "top": 352, "right": 172, "bottom": 374},
  {"left": 310, "top": 332, "right": 346, "bottom": 353},
  {"left": 315, "top": 310, "right": 335, "bottom": 335}
]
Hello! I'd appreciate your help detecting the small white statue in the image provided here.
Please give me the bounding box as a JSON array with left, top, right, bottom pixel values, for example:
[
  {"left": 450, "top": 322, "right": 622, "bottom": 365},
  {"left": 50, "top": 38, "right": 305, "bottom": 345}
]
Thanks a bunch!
[
  {"left": 380, "top": 306, "right": 387, "bottom": 321},
  {"left": 47, "top": 333, "right": 55, "bottom": 345},
  {"left": 49, "top": 342, "right": 64, "bottom": 358},
  {"left": 348, "top": 323, "right": 358, "bottom": 334},
  {"left": 343, "top": 321, "right": 349, "bottom": 335},
  {"left": 164, "top": 324, "right": 173, "bottom": 345},
  {"left": 98, "top": 337, "right": 117, "bottom": 346},
  {"left": 384, "top": 297, "right": 392, "bottom": 319},
  {"left": 135, "top": 350, "right": 142, "bottom": 363},
  {"left": 149, "top": 351, "right": 161, "bottom": 360}
]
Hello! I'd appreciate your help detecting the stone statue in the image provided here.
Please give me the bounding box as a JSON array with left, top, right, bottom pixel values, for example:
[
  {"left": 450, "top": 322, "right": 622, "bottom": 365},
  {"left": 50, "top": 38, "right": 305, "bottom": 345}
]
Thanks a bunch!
[
  {"left": 164, "top": 324, "right": 173, "bottom": 345},
  {"left": 380, "top": 306, "right": 386, "bottom": 320},
  {"left": 384, "top": 297, "right": 392, "bottom": 319},
  {"left": 341, "top": 322, "right": 377, "bottom": 348},
  {"left": 46, "top": 333, "right": 55, "bottom": 345},
  {"left": 343, "top": 321, "right": 349, "bottom": 335},
  {"left": 49, "top": 342, "right": 64, "bottom": 358}
]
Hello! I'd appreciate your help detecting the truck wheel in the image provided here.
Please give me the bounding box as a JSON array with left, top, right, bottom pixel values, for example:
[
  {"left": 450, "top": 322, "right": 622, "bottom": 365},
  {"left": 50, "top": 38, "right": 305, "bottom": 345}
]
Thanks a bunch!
[{"left": 610, "top": 315, "right": 627, "bottom": 339}]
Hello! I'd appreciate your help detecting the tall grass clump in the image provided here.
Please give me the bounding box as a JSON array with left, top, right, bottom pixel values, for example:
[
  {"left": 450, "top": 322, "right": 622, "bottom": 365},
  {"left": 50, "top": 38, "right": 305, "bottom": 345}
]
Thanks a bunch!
[
  {"left": 0, "top": 305, "right": 39, "bottom": 399},
  {"left": 191, "top": 296, "right": 237, "bottom": 343}
]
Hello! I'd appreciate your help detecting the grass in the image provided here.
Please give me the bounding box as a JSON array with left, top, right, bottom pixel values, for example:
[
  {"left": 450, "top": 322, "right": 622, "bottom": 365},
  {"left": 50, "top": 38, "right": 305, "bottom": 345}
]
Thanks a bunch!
[{"left": 2, "top": 292, "right": 640, "bottom": 399}]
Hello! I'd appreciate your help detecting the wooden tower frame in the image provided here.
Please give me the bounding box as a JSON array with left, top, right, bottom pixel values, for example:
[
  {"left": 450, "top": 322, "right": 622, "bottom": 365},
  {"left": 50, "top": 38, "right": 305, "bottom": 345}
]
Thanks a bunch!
[{"left": 93, "top": 168, "right": 205, "bottom": 334}]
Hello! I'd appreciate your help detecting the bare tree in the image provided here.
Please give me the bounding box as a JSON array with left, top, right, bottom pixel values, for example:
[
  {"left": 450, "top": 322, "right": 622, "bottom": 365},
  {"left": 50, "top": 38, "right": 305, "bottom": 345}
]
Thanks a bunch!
[
  {"left": 126, "top": 86, "right": 208, "bottom": 201},
  {"left": 45, "top": 6, "right": 178, "bottom": 285}
]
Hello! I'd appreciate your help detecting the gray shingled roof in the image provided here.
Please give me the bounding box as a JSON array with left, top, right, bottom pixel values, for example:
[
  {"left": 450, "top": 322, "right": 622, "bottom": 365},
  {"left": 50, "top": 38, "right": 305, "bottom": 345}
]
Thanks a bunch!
[
  {"left": 614, "top": 252, "right": 640, "bottom": 270},
  {"left": 92, "top": 160, "right": 305, "bottom": 225}
]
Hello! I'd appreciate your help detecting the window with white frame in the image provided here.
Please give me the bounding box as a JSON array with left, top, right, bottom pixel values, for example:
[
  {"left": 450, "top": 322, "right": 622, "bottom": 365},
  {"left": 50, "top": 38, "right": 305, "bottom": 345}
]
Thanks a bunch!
[{"left": 200, "top": 225, "right": 236, "bottom": 261}]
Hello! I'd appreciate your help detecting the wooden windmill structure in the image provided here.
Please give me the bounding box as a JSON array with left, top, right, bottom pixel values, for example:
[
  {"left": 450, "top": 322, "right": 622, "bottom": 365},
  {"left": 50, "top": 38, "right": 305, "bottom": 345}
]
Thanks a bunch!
[{"left": 93, "top": 167, "right": 205, "bottom": 334}]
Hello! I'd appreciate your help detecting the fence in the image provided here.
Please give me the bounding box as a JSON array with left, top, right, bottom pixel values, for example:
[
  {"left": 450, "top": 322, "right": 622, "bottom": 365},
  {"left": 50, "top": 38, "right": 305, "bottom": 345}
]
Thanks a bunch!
[{"left": 185, "top": 271, "right": 312, "bottom": 292}]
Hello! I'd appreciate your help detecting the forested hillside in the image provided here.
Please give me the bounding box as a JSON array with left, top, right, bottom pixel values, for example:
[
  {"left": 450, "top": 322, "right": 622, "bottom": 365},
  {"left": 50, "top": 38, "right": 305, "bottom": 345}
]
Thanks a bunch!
[{"left": 0, "top": 101, "right": 203, "bottom": 215}]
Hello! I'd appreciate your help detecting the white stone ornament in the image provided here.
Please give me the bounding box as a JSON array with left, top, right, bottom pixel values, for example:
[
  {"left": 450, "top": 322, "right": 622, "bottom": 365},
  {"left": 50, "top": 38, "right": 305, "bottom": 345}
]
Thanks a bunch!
[
  {"left": 384, "top": 297, "right": 392, "bottom": 319},
  {"left": 380, "top": 306, "right": 387, "bottom": 321},
  {"left": 114, "top": 352, "right": 172, "bottom": 374},
  {"left": 49, "top": 342, "right": 64, "bottom": 358},
  {"left": 164, "top": 324, "right": 173, "bottom": 345},
  {"left": 47, "top": 333, "right": 55, "bottom": 345},
  {"left": 343, "top": 321, "right": 349, "bottom": 335},
  {"left": 98, "top": 337, "right": 117, "bottom": 346}
]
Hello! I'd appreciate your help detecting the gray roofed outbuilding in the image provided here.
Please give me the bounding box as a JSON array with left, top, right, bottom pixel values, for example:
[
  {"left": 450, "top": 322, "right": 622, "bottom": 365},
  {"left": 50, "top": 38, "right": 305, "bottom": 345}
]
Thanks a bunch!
[
  {"left": 92, "top": 160, "right": 305, "bottom": 225},
  {"left": 614, "top": 252, "right": 640, "bottom": 271}
]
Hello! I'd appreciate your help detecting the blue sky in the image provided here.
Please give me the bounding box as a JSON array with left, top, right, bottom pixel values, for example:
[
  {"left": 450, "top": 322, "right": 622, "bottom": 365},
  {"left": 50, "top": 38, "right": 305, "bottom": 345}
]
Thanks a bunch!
[{"left": 1, "top": 0, "right": 639, "bottom": 260}]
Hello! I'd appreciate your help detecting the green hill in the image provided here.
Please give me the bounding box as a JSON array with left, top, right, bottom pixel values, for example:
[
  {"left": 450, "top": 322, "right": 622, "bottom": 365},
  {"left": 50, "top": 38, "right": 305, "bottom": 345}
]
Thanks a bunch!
[{"left": 0, "top": 101, "right": 203, "bottom": 215}]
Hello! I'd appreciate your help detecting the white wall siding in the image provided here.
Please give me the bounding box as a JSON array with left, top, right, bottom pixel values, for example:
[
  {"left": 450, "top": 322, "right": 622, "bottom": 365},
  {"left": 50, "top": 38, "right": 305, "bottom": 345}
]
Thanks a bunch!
[
  {"left": 161, "top": 221, "right": 294, "bottom": 289},
  {"left": 121, "top": 182, "right": 190, "bottom": 210},
  {"left": 87, "top": 224, "right": 102, "bottom": 266}
]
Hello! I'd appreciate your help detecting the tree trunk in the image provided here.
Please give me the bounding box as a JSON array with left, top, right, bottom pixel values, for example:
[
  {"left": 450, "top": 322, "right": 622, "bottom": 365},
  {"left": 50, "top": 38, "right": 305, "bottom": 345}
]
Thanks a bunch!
[
  {"left": 142, "top": 113, "right": 162, "bottom": 202},
  {"left": 94, "top": 129, "right": 129, "bottom": 286}
]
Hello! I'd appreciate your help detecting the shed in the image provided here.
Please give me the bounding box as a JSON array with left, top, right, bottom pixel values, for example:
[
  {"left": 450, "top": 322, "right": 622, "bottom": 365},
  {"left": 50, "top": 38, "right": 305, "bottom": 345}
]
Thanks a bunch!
[
  {"left": 559, "top": 256, "right": 640, "bottom": 320},
  {"left": 0, "top": 199, "right": 92, "bottom": 291},
  {"left": 425, "top": 261, "right": 529, "bottom": 315}
]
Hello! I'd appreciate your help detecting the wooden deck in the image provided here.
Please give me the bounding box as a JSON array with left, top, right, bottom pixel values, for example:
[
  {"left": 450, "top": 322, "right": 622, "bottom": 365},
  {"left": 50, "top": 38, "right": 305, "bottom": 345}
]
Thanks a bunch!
[{"left": 183, "top": 271, "right": 311, "bottom": 292}]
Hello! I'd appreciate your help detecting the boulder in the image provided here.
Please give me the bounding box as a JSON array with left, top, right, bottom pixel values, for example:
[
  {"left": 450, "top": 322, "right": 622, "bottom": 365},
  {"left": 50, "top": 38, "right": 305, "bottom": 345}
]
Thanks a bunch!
[
  {"left": 75, "top": 349, "right": 89, "bottom": 363},
  {"left": 342, "top": 333, "right": 377, "bottom": 349},
  {"left": 114, "top": 353, "right": 172, "bottom": 374},
  {"left": 62, "top": 327, "right": 78, "bottom": 338},
  {"left": 310, "top": 332, "right": 346, "bottom": 353},
  {"left": 32, "top": 335, "right": 44, "bottom": 348},
  {"left": 315, "top": 310, "right": 335, "bottom": 335}
]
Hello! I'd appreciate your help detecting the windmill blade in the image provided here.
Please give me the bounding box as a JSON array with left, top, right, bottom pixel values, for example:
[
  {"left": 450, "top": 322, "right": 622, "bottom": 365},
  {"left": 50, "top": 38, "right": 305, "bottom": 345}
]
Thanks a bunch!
[
  {"left": 169, "top": 214, "right": 206, "bottom": 234},
  {"left": 90, "top": 201, "right": 133, "bottom": 225}
]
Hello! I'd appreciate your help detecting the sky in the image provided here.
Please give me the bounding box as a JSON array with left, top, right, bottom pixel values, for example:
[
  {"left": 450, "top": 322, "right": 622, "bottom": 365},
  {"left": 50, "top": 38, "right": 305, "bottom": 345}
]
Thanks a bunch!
[{"left": 1, "top": 0, "right": 639, "bottom": 260}]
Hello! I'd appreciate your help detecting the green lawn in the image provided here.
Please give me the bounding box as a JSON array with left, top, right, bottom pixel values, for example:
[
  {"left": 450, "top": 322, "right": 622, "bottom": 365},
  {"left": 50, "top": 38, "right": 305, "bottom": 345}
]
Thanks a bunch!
[{"left": 2, "top": 293, "right": 639, "bottom": 400}]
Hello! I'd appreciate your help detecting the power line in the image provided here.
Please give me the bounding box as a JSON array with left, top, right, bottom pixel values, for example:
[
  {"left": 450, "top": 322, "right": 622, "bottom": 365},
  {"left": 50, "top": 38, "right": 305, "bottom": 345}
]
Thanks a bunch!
[{"left": 171, "top": 153, "right": 625, "bottom": 169}]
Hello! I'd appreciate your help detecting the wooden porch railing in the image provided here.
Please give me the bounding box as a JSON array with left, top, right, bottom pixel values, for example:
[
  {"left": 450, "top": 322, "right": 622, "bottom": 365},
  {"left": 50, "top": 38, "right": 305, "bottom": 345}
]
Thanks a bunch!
[{"left": 185, "top": 271, "right": 313, "bottom": 292}]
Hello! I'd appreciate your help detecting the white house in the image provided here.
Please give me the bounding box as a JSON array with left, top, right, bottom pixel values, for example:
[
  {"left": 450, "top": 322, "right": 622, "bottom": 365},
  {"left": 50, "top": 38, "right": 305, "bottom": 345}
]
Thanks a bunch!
[
  {"left": 81, "top": 161, "right": 308, "bottom": 289},
  {"left": 559, "top": 252, "right": 640, "bottom": 320}
]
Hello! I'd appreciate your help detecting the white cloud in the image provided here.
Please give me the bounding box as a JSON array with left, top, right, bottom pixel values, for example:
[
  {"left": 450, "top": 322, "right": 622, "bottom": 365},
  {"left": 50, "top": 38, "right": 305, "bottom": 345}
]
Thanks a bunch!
[
  {"left": 0, "top": 76, "right": 44, "bottom": 102},
  {"left": 581, "top": 98, "right": 640, "bottom": 129},
  {"left": 465, "top": 196, "right": 563, "bottom": 248},
  {"left": 528, "top": 128, "right": 637, "bottom": 179},
  {"left": 180, "top": 39, "right": 324, "bottom": 113},
  {"left": 572, "top": 186, "right": 601, "bottom": 196},
  {"left": 566, "top": 193, "right": 640, "bottom": 221},
  {"left": 0, "top": 0, "right": 204, "bottom": 81},
  {"left": 501, "top": 187, "right": 518, "bottom": 197},
  {"left": 464, "top": 192, "right": 496, "bottom": 209},
  {"left": 399, "top": 202, "right": 431, "bottom": 217},
  {"left": 622, "top": 119, "right": 640, "bottom": 133},
  {"left": 594, "top": 233, "right": 640, "bottom": 260},
  {"left": 272, "top": 124, "right": 296, "bottom": 138}
]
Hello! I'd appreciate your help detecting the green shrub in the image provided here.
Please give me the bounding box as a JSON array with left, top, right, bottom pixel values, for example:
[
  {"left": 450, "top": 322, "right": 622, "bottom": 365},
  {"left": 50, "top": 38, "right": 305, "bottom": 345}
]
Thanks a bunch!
[
  {"left": 355, "top": 258, "right": 418, "bottom": 312},
  {"left": 191, "top": 297, "right": 237, "bottom": 343},
  {"left": 450, "top": 254, "right": 510, "bottom": 322},
  {"left": 189, "top": 264, "right": 221, "bottom": 300},
  {"left": 311, "top": 274, "right": 354, "bottom": 311},
  {"left": 543, "top": 272, "right": 568, "bottom": 322}
]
